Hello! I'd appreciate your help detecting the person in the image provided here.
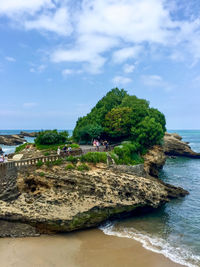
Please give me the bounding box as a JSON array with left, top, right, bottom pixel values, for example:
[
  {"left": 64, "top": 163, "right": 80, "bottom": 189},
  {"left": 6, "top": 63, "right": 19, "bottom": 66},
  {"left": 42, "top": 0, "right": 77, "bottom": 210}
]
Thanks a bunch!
[
  {"left": 103, "top": 140, "right": 109, "bottom": 151},
  {"left": 57, "top": 146, "right": 61, "bottom": 156},
  {"left": 63, "top": 145, "right": 67, "bottom": 154},
  {"left": 96, "top": 140, "right": 100, "bottom": 151},
  {"left": 0, "top": 147, "right": 3, "bottom": 155},
  {"left": 93, "top": 139, "right": 97, "bottom": 148},
  {"left": 4, "top": 154, "right": 8, "bottom": 163},
  {"left": 0, "top": 155, "right": 4, "bottom": 163},
  {"left": 67, "top": 146, "right": 72, "bottom": 155}
]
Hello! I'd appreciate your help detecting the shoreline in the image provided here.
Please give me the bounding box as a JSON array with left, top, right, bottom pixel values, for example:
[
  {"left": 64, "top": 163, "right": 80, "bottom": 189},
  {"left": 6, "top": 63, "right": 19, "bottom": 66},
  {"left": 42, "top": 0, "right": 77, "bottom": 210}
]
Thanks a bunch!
[{"left": 0, "top": 228, "right": 184, "bottom": 267}]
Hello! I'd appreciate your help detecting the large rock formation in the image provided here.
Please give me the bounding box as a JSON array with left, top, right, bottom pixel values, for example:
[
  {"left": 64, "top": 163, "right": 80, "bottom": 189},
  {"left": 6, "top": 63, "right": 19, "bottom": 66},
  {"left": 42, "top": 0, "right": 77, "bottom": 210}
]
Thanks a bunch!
[
  {"left": 0, "top": 163, "right": 188, "bottom": 237},
  {"left": 163, "top": 133, "right": 200, "bottom": 158},
  {"left": 0, "top": 135, "right": 25, "bottom": 146}
]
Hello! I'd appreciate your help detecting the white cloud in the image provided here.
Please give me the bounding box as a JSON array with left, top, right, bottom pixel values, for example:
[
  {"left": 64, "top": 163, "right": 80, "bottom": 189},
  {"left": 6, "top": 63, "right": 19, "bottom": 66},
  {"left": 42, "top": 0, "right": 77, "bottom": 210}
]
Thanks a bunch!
[
  {"left": 112, "top": 76, "right": 132, "bottom": 85},
  {"left": 0, "top": 0, "right": 54, "bottom": 16},
  {"left": 5, "top": 56, "right": 16, "bottom": 62},
  {"left": 25, "top": 7, "right": 72, "bottom": 36},
  {"left": 62, "top": 69, "right": 73, "bottom": 76},
  {"left": 141, "top": 74, "right": 172, "bottom": 91},
  {"left": 123, "top": 64, "right": 135, "bottom": 74},
  {"left": 112, "top": 46, "right": 142, "bottom": 63},
  {"left": 1, "top": 0, "right": 200, "bottom": 72},
  {"left": 23, "top": 102, "right": 38, "bottom": 108},
  {"left": 30, "top": 64, "right": 46, "bottom": 73}
]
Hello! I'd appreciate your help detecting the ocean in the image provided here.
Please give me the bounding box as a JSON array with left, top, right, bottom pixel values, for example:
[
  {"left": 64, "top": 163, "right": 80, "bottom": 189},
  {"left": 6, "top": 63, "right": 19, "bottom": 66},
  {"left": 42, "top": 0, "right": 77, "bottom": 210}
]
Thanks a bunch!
[
  {"left": 101, "top": 130, "right": 200, "bottom": 267},
  {"left": 0, "top": 130, "right": 200, "bottom": 266}
]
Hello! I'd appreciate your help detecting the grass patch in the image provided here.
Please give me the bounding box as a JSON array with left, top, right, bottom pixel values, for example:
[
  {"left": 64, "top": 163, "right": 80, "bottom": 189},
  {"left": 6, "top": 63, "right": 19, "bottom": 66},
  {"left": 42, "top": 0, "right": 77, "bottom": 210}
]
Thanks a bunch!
[
  {"left": 77, "top": 163, "right": 90, "bottom": 171},
  {"left": 43, "top": 152, "right": 50, "bottom": 156},
  {"left": 66, "top": 155, "right": 78, "bottom": 164},
  {"left": 36, "top": 160, "right": 44, "bottom": 167},
  {"left": 65, "top": 164, "right": 75, "bottom": 170},
  {"left": 15, "top": 143, "right": 31, "bottom": 153},
  {"left": 39, "top": 172, "right": 45, "bottom": 177},
  {"left": 80, "top": 152, "right": 107, "bottom": 164}
]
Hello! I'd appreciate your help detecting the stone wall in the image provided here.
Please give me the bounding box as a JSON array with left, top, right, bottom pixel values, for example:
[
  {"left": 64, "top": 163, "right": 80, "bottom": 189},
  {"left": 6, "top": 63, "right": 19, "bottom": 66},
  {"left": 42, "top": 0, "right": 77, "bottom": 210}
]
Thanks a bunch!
[{"left": 0, "top": 164, "right": 20, "bottom": 201}]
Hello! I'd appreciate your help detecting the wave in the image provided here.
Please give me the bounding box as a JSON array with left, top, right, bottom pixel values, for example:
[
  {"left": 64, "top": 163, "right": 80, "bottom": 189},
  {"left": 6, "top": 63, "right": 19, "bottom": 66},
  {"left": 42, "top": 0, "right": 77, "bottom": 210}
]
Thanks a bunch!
[{"left": 100, "top": 222, "right": 200, "bottom": 267}]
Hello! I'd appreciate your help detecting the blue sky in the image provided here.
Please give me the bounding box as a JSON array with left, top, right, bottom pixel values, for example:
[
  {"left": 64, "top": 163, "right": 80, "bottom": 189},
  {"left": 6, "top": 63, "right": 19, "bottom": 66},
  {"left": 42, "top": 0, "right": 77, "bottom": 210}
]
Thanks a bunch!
[{"left": 0, "top": 0, "right": 200, "bottom": 130}]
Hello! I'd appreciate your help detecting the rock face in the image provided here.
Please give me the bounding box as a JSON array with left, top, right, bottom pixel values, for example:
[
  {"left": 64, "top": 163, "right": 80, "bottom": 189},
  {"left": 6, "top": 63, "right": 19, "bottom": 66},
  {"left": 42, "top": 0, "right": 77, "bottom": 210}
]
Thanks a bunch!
[
  {"left": 0, "top": 164, "right": 188, "bottom": 237},
  {"left": 0, "top": 135, "right": 25, "bottom": 146},
  {"left": 143, "top": 145, "right": 166, "bottom": 177},
  {"left": 20, "top": 131, "right": 38, "bottom": 138},
  {"left": 163, "top": 133, "right": 200, "bottom": 158}
]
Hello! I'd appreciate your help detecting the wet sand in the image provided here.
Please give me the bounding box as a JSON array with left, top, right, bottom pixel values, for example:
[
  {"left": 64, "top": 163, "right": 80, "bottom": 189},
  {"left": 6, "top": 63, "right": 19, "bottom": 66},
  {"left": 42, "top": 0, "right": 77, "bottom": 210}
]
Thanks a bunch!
[{"left": 0, "top": 228, "right": 184, "bottom": 267}]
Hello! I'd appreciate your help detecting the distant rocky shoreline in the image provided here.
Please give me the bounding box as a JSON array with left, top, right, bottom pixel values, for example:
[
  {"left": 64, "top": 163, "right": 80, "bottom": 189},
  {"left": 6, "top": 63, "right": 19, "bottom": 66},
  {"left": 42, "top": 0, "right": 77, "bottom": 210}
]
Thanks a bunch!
[{"left": 0, "top": 131, "right": 37, "bottom": 146}]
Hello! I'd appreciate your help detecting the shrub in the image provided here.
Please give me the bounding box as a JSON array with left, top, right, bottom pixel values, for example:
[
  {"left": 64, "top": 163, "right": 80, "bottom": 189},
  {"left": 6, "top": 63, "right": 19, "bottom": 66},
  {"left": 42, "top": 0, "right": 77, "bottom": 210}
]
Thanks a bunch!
[
  {"left": 35, "top": 130, "right": 69, "bottom": 146},
  {"left": 66, "top": 155, "right": 78, "bottom": 164},
  {"left": 39, "top": 172, "right": 45, "bottom": 177},
  {"left": 44, "top": 152, "right": 50, "bottom": 156},
  {"left": 65, "top": 164, "right": 75, "bottom": 170},
  {"left": 80, "top": 152, "right": 107, "bottom": 164},
  {"left": 45, "top": 161, "right": 52, "bottom": 167},
  {"left": 15, "top": 143, "right": 30, "bottom": 153},
  {"left": 52, "top": 159, "right": 63, "bottom": 165},
  {"left": 77, "top": 163, "right": 90, "bottom": 171},
  {"left": 36, "top": 160, "right": 44, "bottom": 167}
]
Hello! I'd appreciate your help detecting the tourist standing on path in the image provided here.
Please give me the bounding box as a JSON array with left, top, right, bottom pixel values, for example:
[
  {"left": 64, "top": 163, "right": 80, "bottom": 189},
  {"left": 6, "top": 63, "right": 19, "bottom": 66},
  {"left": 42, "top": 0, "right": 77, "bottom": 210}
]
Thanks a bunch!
[
  {"left": 93, "top": 139, "right": 97, "bottom": 148},
  {"left": 96, "top": 140, "right": 100, "bottom": 151},
  {"left": 67, "top": 146, "right": 72, "bottom": 155},
  {"left": 4, "top": 154, "right": 8, "bottom": 163},
  {"left": 0, "top": 155, "right": 4, "bottom": 163},
  {"left": 103, "top": 140, "right": 109, "bottom": 151},
  {"left": 57, "top": 147, "right": 61, "bottom": 156}
]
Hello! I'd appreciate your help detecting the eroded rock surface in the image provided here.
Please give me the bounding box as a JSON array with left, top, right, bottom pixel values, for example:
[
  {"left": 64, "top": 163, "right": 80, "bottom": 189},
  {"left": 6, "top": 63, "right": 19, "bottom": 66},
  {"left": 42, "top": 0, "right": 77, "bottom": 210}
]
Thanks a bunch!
[
  {"left": 163, "top": 133, "right": 200, "bottom": 158},
  {"left": 0, "top": 135, "right": 25, "bottom": 146},
  {"left": 0, "top": 164, "right": 188, "bottom": 237}
]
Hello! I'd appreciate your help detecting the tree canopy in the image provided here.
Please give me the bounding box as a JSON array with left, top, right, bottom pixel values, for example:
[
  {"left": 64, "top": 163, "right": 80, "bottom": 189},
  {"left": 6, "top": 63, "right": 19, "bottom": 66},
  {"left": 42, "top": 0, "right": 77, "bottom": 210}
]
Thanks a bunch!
[{"left": 73, "top": 88, "right": 166, "bottom": 150}]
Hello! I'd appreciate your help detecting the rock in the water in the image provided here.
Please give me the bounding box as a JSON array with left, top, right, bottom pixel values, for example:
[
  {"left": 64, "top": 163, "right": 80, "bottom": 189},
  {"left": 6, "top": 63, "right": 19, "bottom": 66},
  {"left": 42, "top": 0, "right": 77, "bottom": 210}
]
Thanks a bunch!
[
  {"left": 20, "top": 131, "right": 38, "bottom": 137},
  {"left": 163, "top": 133, "right": 200, "bottom": 158},
  {"left": 0, "top": 135, "right": 25, "bottom": 146},
  {"left": 0, "top": 164, "right": 188, "bottom": 236}
]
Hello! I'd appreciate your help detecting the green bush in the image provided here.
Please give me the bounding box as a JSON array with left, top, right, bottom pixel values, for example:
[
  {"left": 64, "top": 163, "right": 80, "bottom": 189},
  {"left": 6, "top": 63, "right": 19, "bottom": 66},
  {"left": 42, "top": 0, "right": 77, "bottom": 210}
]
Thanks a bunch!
[
  {"left": 113, "top": 143, "right": 143, "bottom": 165},
  {"left": 80, "top": 152, "right": 107, "bottom": 164},
  {"left": 44, "top": 152, "right": 50, "bottom": 156},
  {"left": 35, "top": 130, "right": 69, "bottom": 146},
  {"left": 45, "top": 161, "right": 52, "bottom": 167},
  {"left": 66, "top": 156, "right": 78, "bottom": 164},
  {"left": 52, "top": 159, "right": 63, "bottom": 165},
  {"left": 39, "top": 172, "right": 45, "bottom": 177},
  {"left": 77, "top": 163, "right": 90, "bottom": 171},
  {"left": 36, "top": 160, "right": 44, "bottom": 167},
  {"left": 15, "top": 143, "right": 30, "bottom": 153},
  {"left": 65, "top": 164, "right": 75, "bottom": 170}
]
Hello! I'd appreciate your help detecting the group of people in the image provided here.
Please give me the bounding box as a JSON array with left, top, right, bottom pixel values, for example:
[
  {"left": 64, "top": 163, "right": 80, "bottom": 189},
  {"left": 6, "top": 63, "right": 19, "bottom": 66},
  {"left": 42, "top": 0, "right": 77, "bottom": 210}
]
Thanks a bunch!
[
  {"left": 93, "top": 139, "right": 109, "bottom": 151},
  {"left": 0, "top": 154, "right": 8, "bottom": 163},
  {"left": 57, "top": 145, "right": 72, "bottom": 156}
]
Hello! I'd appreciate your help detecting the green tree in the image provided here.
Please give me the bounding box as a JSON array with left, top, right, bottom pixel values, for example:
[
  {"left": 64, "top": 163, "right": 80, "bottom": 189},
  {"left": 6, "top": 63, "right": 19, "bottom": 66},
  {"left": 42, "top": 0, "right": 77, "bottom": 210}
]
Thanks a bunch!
[
  {"left": 35, "top": 130, "right": 69, "bottom": 145},
  {"left": 104, "top": 107, "right": 133, "bottom": 139},
  {"left": 131, "top": 117, "right": 164, "bottom": 148},
  {"left": 149, "top": 108, "right": 166, "bottom": 132}
]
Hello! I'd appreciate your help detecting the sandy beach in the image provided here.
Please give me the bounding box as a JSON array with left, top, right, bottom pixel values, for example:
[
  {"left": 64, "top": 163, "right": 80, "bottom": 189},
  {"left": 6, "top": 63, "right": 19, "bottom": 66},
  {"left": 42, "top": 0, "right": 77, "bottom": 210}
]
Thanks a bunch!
[{"left": 0, "top": 228, "right": 184, "bottom": 267}]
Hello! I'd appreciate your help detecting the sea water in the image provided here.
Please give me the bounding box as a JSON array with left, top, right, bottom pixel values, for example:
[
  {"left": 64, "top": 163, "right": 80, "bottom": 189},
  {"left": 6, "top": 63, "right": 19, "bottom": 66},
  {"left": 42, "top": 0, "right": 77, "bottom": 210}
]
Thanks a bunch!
[{"left": 101, "top": 130, "right": 200, "bottom": 267}]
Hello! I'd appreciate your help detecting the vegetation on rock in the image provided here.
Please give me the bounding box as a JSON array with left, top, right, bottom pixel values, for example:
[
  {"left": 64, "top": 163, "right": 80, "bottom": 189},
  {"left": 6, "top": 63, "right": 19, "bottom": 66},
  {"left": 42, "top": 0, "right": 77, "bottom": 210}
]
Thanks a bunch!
[
  {"left": 73, "top": 88, "right": 166, "bottom": 155},
  {"left": 35, "top": 130, "right": 69, "bottom": 146}
]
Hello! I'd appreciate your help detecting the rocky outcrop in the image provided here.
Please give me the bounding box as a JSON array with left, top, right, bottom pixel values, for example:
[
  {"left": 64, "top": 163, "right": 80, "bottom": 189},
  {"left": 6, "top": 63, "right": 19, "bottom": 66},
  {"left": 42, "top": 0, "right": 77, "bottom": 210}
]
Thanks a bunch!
[
  {"left": 0, "top": 164, "right": 188, "bottom": 237},
  {"left": 163, "top": 133, "right": 200, "bottom": 158},
  {"left": 0, "top": 135, "right": 25, "bottom": 146},
  {"left": 20, "top": 131, "right": 38, "bottom": 138},
  {"left": 143, "top": 145, "right": 166, "bottom": 178}
]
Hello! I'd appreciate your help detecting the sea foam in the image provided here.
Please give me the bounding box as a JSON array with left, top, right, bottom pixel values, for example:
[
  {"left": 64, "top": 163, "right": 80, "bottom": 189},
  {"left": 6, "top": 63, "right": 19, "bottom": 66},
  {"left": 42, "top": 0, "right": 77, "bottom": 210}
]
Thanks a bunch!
[{"left": 100, "top": 222, "right": 200, "bottom": 267}]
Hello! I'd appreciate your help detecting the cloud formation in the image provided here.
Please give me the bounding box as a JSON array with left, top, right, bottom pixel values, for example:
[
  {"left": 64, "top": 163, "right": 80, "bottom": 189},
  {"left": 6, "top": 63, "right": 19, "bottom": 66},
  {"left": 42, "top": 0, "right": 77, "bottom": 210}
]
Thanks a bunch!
[{"left": 1, "top": 0, "right": 200, "bottom": 73}]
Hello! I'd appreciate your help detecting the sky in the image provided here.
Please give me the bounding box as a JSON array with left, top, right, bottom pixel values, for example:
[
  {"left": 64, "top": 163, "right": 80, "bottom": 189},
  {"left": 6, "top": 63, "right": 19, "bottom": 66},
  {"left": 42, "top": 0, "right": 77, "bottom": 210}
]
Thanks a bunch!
[{"left": 0, "top": 0, "right": 200, "bottom": 130}]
